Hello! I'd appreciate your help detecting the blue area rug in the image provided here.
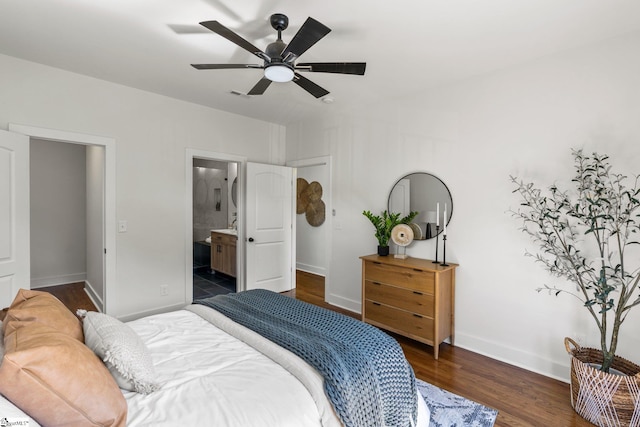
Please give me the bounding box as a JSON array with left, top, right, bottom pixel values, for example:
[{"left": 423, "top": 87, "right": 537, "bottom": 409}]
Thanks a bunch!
[{"left": 417, "top": 379, "right": 498, "bottom": 427}]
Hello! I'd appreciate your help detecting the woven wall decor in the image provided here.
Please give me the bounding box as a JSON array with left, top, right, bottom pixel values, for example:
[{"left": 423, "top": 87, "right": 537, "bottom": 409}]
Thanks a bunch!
[
  {"left": 296, "top": 178, "right": 326, "bottom": 227},
  {"left": 296, "top": 178, "right": 309, "bottom": 214}
]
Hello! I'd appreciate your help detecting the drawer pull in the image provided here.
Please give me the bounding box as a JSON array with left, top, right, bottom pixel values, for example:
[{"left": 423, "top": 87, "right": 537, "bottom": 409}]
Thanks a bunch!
[
  {"left": 372, "top": 282, "right": 382, "bottom": 286},
  {"left": 373, "top": 262, "right": 382, "bottom": 265},
  {"left": 372, "top": 302, "right": 381, "bottom": 306},
  {"left": 413, "top": 291, "right": 423, "bottom": 295},
  {"left": 413, "top": 268, "right": 423, "bottom": 272},
  {"left": 413, "top": 313, "right": 423, "bottom": 318}
]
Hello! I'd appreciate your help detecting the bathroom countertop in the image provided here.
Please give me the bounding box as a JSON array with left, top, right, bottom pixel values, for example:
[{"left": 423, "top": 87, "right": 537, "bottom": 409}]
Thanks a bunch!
[{"left": 211, "top": 228, "right": 237, "bottom": 236}]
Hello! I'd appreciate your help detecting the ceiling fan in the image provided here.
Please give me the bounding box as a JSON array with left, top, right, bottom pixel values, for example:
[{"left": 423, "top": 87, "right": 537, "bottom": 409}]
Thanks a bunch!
[{"left": 191, "top": 13, "right": 366, "bottom": 98}]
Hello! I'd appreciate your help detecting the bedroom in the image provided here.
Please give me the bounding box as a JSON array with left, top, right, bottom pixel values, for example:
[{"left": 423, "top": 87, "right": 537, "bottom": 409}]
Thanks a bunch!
[{"left": 1, "top": 0, "right": 640, "bottom": 425}]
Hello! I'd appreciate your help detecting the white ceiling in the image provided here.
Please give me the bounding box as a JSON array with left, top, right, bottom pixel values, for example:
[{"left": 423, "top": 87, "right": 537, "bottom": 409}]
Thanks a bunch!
[{"left": 2, "top": 0, "right": 640, "bottom": 125}]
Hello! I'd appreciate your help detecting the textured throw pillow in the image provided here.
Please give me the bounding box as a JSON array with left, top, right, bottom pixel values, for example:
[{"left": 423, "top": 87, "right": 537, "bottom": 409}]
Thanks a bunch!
[
  {"left": 83, "top": 311, "right": 159, "bottom": 394},
  {"left": 0, "top": 322, "right": 127, "bottom": 426},
  {"left": 2, "top": 289, "right": 83, "bottom": 341}
]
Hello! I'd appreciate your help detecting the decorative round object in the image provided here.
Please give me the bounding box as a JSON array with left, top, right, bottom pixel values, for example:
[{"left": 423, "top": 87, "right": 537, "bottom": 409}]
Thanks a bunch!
[
  {"left": 305, "top": 199, "right": 326, "bottom": 227},
  {"left": 296, "top": 178, "right": 309, "bottom": 214},
  {"left": 391, "top": 224, "right": 414, "bottom": 247},
  {"left": 304, "top": 181, "right": 323, "bottom": 201},
  {"left": 391, "top": 224, "right": 414, "bottom": 259},
  {"left": 409, "top": 223, "right": 423, "bottom": 240}
]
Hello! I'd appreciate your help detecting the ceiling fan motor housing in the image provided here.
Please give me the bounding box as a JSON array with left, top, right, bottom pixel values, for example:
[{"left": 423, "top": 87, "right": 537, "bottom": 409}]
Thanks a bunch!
[
  {"left": 265, "top": 39, "right": 288, "bottom": 62},
  {"left": 270, "top": 13, "right": 289, "bottom": 32}
]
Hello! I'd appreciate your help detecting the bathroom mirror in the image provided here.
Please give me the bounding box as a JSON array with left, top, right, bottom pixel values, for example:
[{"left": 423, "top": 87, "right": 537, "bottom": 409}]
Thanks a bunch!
[
  {"left": 231, "top": 177, "right": 237, "bottom": 207},
  {"left": 388, "top": 172, "right": 453, "bottom": 240}
]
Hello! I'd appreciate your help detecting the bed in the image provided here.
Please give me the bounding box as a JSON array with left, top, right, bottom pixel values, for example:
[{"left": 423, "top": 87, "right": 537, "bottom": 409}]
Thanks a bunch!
[{"left": 0, "top": 288, "right": 431, "bottom": 426}]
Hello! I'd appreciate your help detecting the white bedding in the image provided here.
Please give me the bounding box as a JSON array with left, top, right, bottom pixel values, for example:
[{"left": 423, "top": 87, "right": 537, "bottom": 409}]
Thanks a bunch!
[{"left": 1, "top": 307, "right": 431, "bottom": 426}]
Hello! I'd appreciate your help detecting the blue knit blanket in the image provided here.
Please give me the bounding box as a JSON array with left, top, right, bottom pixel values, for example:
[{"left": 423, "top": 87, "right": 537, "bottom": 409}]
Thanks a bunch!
[{"left": 196, "top": 289, "right": 417, "bottom": 427}]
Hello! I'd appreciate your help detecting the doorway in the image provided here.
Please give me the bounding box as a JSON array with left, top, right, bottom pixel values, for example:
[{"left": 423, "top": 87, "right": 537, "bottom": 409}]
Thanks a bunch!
[
  {"left": 185, "top": 149, "right": 246, "bottom": 303},
  {"left": 287, "top": 156, "right": 331, "bottom": 301},
  {"left": 8, "top": 123, "right": 115, "bottom": 313},
  {"left": 192, "top": 158, "right": 238, "bottom": 299}
]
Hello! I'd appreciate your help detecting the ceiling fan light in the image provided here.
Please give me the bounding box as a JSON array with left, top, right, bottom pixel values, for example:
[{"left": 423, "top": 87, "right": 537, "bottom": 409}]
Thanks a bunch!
[{"left": 264, "top": 65, "right": 294, "bottom": 82}]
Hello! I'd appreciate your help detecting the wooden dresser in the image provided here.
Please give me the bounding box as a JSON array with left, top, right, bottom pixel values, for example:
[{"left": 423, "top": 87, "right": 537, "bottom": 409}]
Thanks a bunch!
[{"left": 360, "top": 254, "right": 458, "bottom": 359}]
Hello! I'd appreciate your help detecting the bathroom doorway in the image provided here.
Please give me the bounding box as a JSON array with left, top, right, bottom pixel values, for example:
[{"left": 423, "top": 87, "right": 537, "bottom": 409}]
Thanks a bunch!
[
  {"left": 192, "top": 158, "right": 238, "bottom": 298},
  {"left": 185, "top": 149, "right": 246, "bottom": 303}
]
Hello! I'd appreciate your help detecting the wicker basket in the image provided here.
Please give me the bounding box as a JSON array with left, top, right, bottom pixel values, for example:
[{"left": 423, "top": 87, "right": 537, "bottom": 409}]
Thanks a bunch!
[{"left": 565, "top": 337, "right": 640, "bottom": 426}]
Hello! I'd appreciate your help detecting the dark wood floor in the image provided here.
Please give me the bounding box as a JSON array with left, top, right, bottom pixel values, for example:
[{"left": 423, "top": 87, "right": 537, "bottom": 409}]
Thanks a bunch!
[
  {"left": 43, "top": 276, "right": 594, "bottom": 426},
  {"left": 289, "top": 270, "right": 593, "bottom": 427}
]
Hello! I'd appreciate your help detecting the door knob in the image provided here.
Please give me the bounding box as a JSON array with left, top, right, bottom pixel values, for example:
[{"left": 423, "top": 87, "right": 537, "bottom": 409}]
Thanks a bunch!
[{"left": 248, "top": 237, "right": 254, "bottom": 242}]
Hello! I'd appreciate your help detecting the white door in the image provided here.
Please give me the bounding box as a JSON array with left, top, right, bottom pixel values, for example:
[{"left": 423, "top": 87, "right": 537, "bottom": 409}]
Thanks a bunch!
[
  {"left": 389, "top": 178, "right": 411, "bottom": 216},
  {"left": 0, "top": 129, "right": 29, "bottom": 307},
  {"left": 245, "top": 162, "right": 294, "bottom": 292}
]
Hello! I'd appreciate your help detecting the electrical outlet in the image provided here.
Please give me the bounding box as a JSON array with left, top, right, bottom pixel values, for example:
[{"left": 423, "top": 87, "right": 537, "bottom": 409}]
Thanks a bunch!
[{"left": 160, "top": 285, "right": 168, "bottom": 296}]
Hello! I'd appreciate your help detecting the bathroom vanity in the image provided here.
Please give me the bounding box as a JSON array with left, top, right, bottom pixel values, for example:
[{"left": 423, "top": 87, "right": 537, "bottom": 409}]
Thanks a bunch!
[{"left": 210, "top": 230, "right": 237, "bottom": 278}]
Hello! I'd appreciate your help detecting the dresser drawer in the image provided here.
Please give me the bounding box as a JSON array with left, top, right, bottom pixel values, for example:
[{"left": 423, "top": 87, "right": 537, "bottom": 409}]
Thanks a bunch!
[
  {"left": 365, "top": 280, "right": 434, "bottom": 317},
  {"left": 364, "top": 261, "right": 434, "bottom": 293},
  {"left": 364, "top": 300, "right": 434, "bottom": 342}
]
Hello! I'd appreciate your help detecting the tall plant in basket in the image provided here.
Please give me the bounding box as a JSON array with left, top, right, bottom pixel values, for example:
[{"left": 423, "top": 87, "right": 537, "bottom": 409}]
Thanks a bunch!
[{"left": 511, "top": 149, "right": 640, "bottom": 426}]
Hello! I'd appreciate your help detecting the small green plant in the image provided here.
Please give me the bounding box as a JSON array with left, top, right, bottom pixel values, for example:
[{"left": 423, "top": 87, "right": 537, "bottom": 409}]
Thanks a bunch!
[
  {"left": 510, "top": 149, "right": 640, "bottom": 373},
  {"left": 362, "top": 210, "right": 418, "bottom": 247}
]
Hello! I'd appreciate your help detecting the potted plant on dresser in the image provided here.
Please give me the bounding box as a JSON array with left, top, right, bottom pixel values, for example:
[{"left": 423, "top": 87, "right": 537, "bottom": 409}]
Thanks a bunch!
[
  {"left": 362, "top": 210, "right": 418, "bottom": 256},
  {"left": 511, "top": 149, "right": 640, "bottom": 427}
]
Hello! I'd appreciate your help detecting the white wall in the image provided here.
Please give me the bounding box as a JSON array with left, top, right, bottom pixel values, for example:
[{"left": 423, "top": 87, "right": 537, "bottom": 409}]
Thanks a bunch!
[
  {"left": 286, "top": 31, "right": 640, "bottom": 381},
  {"left": 30, "top": 138, "right": 86, "bottom": 287},
  {"left": 0, "top": 53, "right": 285, "bottom": 318}
]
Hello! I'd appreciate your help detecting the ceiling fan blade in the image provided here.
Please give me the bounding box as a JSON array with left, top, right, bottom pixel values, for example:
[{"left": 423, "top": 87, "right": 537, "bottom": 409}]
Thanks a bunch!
[
  {"left": 281, "top": 17, "right": 331, "bottom": 60},
  {"left": 247, "top": 78, "right": 273, "bottom": 95},
  {"left": 191, "top": 64, "right": 262, "bottom": 70},
  {"left": 199, "top": 21, "right": 269, "bottom": 61},
  {"left": 293, "top": 73, "right": 330, "bottom": 98},
  {"left": 168, "top": 24, "right": 211, "bottom": 34},
  {"left": 296, "top": 62, "right": 366, "bottom": 75}
]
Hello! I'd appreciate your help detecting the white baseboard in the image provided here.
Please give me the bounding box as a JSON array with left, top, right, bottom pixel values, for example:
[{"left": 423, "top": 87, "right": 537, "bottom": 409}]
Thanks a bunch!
[
  {"left": 83, "top": 280, "right": 103, "bottom": 312},
  {"left": 31, "top": 273, "right": 86, "bottom": 289},
  {"left": 454, "top": 331, "right": 570, "bottom": 383},
  {"left": 296, "top": 264, "right": 326, "bottom": 277},
  {"left": 117, "top": 302, "right": 189, "bottom": 323},
  {"left": 325, "top": 292, "right": 361, "bottom": 314}
]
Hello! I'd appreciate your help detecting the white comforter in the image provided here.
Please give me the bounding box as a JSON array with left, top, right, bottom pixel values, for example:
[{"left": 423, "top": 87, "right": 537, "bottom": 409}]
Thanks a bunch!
[
  {"left": 125, "top": 308, "right": 328, "bottom": 426},
  {"left": 1, "top": 307, "right": 431, "bottom": 426}
]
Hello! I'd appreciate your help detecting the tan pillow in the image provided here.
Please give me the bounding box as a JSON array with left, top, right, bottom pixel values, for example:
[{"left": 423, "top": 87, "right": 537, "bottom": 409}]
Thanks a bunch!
[
  {"left": 0, "top": 322, "right": 127, "bottom": 427},
  {"left": 2, "top": 289, "right": 83, "bottom": 341}
]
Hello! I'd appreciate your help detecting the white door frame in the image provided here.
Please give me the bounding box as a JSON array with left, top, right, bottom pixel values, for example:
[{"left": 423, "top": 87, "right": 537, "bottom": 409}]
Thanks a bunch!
[
  {"left": 8, "top": 123, "right": 116, "bottom": 312},
  {"left": 185, "top": 149, "right": 246, "bottom": 301}
]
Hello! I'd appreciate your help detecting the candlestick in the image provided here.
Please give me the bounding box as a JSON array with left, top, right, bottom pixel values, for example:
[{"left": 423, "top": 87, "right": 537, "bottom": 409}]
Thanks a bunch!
[
  {"left": 432, "top": 225, "right": 440, "bottom": 264},
  {"left": 443, "top": 204, "right": 447, "bottom": 235},
  {"left": 440, "top": 234, "right": 449, "bottom": 267}
]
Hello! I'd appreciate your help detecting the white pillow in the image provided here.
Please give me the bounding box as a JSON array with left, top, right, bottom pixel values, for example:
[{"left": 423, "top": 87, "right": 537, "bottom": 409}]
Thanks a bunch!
[{"left": 83, "top": 312, "right": 159, "bottom": 394}]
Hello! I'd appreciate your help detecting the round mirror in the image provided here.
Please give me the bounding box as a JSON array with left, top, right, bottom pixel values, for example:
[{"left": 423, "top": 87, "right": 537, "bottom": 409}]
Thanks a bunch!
[
  {"left": 388, "top": 172, "right": 453, "bottom": 240},
  {"left": 231, "top": 177, "right": 238, "bottom": 207}
]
